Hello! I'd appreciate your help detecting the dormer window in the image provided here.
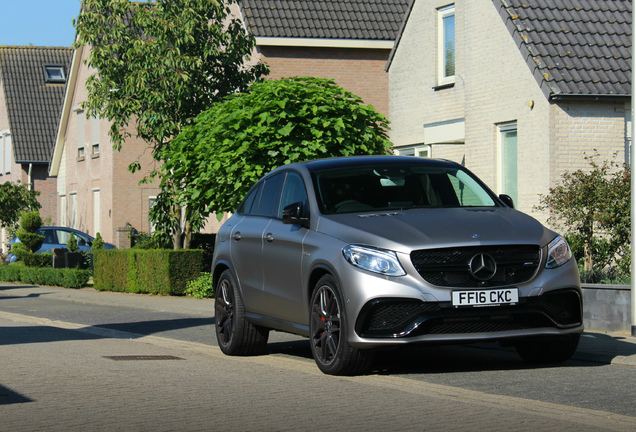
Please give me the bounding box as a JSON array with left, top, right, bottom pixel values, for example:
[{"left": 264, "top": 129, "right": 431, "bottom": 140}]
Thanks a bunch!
[{"left": 44, "top": 65, "right": 66, "bottom": 83}]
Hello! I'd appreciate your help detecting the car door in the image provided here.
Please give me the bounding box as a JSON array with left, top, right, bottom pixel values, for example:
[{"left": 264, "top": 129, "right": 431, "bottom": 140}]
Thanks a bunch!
[
  {"left": 230, "top": 173, "right": 284, "bottom": 315},
  {"left": 260, "top": 171, "right": 309, "bottom": 323}
]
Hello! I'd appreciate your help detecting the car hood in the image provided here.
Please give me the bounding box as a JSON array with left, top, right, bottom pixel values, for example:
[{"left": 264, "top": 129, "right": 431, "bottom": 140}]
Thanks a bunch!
[{"left": 316, "top": 207, "right": 556, "bottom": 254}]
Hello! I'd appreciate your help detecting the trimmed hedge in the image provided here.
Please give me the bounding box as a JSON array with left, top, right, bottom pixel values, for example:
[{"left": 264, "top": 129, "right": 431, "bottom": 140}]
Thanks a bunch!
[
  {"left": 0, "top": 264, "right": 91, "bottom": 289},
  {"left": 93, "top": 249, "right": 203, "bottom": 295}
]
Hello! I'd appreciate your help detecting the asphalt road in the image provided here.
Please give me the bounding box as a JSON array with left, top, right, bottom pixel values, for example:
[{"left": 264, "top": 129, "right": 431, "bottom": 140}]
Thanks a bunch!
[{"left": 1, "top": 283, "right": 636, "bottom": 431}]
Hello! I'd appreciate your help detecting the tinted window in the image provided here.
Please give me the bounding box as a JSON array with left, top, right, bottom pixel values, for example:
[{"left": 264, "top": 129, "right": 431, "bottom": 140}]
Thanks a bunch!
[
  {"left": 314, "top": 164, "right": 496, "bottom": 214},
  {"left": 256, "top": 173, "right": 285, "bottom": 217},
  {"left": 278, "top": 172, "right": 309, "bottom": 218},
  {"left": 238, "top": 182, "right": 263, "bottom": 215}
]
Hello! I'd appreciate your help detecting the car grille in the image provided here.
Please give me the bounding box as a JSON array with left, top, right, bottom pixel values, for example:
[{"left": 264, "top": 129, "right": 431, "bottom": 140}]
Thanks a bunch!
[
  {"left": 410, "top": 245, "right": 542, "bottom": 288},
  {"left": 355, "top": 289, "right": 582, "bottom": 338}
]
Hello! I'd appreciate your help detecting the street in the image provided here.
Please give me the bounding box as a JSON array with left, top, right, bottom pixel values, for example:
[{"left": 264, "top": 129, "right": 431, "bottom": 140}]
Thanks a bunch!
[{"left": 1, "top": 283, "right": 636, "bottom": 431}]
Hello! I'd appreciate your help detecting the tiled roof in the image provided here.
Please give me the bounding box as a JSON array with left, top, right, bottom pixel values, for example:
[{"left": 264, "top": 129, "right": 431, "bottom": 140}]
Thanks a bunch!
[
  {"left": 494, "top": 0, "right": 631, "bottom": 99},
  {"left": 0, "top": 46, "right": 72, "bottom": 163},
  {"left": 240, "top": 0, "right": 410, "bottom": 40}
]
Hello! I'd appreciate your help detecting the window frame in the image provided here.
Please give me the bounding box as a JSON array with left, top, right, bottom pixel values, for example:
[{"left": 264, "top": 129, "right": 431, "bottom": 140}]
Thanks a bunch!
[
  {"left": 437, "top": 4, "right": 456, "bottom": 86},
  {"left": 497, "top": 121, "right": 518, "bottom": 205},
  {"left": 44, "top": 65, "right": 66, "bottom": 83}
]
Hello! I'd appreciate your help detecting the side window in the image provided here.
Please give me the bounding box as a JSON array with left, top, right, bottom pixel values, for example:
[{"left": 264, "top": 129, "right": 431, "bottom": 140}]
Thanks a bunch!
[
  {"left": 41, "top": 230, "right": 57, "bottom": 244},
  {"left": 256, "top": 173, "right": 285, "bottom": 217},
  {"left": 278, "top": 172, "right": 309, "bottom": 218},
  {"left": 57, "top": 230, "right": 71, "bottom": 245},
  {"left": 238, "top": 182, "right": 263, "bottom": 215}
]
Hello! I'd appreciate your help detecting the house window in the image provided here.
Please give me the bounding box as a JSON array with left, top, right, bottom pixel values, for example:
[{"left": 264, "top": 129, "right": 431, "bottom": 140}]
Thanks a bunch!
[
  {"left": 60, "top": 195, "right": 68, "bottom": 227},
  {"left": 93, "top": 189, "right": 101, "bottom": 236},
  {"left": 70, "top": 193, "right": 78, "bottom": 229},
  {"left": 396, "top": 146, "right": 432, "bottom": 158},
  {"left": 44, "top": 65, "right": 66, "bottom": 83},
  {"left": 149, "top": 196, "right": 157, "bottom": 233},
  {"left": 438, "top": 4, "right": 455, "bottom": 86},
  {"left": 498, "top": 122, "right": 518, "bottom": 205}
]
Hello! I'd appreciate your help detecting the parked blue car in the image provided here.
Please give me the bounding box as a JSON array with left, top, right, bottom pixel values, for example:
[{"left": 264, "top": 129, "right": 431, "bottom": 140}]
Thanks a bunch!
[{"left": 6, "top": 226, "right": 115, "bottom": 262}]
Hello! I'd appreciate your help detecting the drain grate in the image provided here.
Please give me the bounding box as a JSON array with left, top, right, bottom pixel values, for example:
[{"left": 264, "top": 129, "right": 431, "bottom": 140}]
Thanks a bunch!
[{"left": 103, "top": 355, "right": 185, "bottom": 361}]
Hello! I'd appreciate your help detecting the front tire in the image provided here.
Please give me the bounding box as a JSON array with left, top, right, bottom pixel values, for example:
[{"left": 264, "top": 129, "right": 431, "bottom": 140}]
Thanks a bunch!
[
  {"left": 309, "top": 275, "right": 373, "bottom": 375},
  {"left": 215, "top": 269, "right": 269, "bottom": 356},
  {"left": 514, "top": 334, "right": 580, "bottom": 363}
]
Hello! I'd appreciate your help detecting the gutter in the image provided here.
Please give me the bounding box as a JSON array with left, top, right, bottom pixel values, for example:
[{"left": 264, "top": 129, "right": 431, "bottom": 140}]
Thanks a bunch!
[
  {"left": 255, "top": 37, "right": 394, "bottom": 50},
  {"left": 550, "top": 93, "right": 631, "bottom": 102}
]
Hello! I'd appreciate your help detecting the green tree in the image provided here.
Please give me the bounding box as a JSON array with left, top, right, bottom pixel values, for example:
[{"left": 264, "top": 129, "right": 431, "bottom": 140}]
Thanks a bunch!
[
  {"left": 13, "top": 211, "right": 48, "bottom": 267},
  {"left": 91, "top": 232, "right": 105, "bottom": 251},
  {"left": 74, "top": 0, "right": 268, "bottom": 248},
  {"left": 66, "top": 234, "right": 79, "bottom": 253},
  {"left": 152, "top": 77, "right": 392, "bottom": 244},
  {"left": 536, "top": 152, "right": 630, "bottom": 277},
  {"left": 0, "top": 181, "right": 41, "bottom": 233}
]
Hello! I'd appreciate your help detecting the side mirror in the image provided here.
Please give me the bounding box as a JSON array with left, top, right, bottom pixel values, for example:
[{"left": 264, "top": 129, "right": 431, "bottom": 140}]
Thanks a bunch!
[
  {"left": 282, "top": 202, "right": 309, "bottom": 227},
  {"left": 499, "top": 194, "right": 515, "bottom": 209}
]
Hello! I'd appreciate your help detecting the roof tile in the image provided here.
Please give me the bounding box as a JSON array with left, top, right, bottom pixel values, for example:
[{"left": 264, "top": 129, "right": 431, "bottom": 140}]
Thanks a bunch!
[
  {"left": 0, "top": 46, "right": 73, "bottom": 162},
  {"left": 241, "top": 0, "right": 409, "bottom": 41},
  {"left": 495, "top": 0, "right": 631, "bottom": 97}
]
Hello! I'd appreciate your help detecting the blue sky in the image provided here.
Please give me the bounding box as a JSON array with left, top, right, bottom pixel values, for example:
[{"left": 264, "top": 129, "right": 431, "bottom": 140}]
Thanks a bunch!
[{"left": 0, "top": 0, "right": 82, "bottom": 47}]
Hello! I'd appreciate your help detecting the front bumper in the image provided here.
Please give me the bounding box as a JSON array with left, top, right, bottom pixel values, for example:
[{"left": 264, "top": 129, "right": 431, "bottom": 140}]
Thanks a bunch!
[{"left": 355, "top": 288, "right": 582, "bottom": 338}]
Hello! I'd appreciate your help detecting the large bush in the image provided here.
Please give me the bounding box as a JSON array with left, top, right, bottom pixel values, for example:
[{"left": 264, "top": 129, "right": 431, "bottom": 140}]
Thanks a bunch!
[
  {"left": 536, "top": 152, "right": 630, "bottom": 280},
  {"left": 94, "top": 249, "right": 203, "bottom": 295},
  {"left": 152, "top": 77, "right": 392, "bottom": 246}
]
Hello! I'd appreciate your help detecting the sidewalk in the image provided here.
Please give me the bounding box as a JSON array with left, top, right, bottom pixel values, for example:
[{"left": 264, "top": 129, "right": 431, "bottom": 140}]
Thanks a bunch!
[{"left": 1, "top": 282, "right": 636, "bottom": 367}]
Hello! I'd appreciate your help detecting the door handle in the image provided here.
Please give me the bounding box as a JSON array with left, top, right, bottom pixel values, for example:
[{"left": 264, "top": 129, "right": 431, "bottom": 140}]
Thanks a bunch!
[
  {"left": 264, "top": 233, "right": 274, "bottom": 243},
  {"left": 232, "top": 232, "right": 242, "bottom": 241}
]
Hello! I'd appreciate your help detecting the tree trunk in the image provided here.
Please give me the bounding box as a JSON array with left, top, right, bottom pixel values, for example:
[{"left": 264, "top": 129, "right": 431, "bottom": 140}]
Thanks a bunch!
[{"left": 584, "top": 242, "right": 593, "bottom": 272}]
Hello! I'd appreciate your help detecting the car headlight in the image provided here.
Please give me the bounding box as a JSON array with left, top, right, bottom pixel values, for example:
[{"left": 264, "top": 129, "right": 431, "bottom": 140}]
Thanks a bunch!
[
  {"left": 545, "top": 235, "right": 573, "bottom": 269},
  {"left": 342, "top": 245, "right": 406, "bottom": 276}
]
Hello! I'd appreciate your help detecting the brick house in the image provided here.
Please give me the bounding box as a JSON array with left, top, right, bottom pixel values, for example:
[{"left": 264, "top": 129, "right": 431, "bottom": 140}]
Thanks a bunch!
[
  {"left": 49, "top": 42, "right": 160, "bottom": 248},
  {"left": 239, "top": 0, "right": 410, "bottom": 117},
  {"left": 387, "top": 0, "right": 631, "bottom": 220},
  {"left": 48, "top": 1, "right": 409, "bottom": 245},
  {"left": 0, "top": 46, "right": 72, "bottom": 252}
]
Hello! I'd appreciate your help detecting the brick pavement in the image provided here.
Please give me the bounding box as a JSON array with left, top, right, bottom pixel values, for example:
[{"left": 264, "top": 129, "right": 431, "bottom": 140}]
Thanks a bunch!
[{"left": 1, "top": 284, "right": 635, "bottom": 431}]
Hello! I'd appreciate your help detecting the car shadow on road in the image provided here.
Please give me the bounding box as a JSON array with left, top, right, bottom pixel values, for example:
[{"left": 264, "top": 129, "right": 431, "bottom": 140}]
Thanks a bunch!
[{"left": 265, "top": 331, "right": 636, "bottom": 375}]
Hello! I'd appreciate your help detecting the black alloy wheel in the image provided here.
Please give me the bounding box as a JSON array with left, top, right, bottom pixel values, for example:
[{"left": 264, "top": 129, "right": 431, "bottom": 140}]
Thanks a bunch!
[
  {"left": 309, "top": 274, "right": 372, "bottom": 375},
  {"left": 214, "top": 269, "right": 269, "bottom": 356}
]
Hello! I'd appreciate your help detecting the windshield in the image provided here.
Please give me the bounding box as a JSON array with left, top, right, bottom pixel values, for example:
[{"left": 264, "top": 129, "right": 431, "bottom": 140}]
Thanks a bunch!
[{"left": 313, "top": 163, "right": 497, "bottom": 214}]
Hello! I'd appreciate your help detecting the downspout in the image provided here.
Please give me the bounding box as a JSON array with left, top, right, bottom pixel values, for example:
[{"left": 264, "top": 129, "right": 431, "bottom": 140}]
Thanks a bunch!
[
  {"left": 28, "top": 163, "right": 32, "bottom": 191},
  {"left": 631, "top": 23, "right": 636, "bottom": 337}
]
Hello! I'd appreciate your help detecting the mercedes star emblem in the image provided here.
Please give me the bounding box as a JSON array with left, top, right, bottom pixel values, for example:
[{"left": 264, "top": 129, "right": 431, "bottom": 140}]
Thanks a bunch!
[{"left": 469, "top": 253, "right": 497, "bottom": 281}]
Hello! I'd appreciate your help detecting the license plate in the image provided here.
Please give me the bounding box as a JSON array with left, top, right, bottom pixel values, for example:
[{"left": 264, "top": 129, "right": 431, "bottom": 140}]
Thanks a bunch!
[{"left": 452, "top": 288, "right": 519, "bottom": 307}]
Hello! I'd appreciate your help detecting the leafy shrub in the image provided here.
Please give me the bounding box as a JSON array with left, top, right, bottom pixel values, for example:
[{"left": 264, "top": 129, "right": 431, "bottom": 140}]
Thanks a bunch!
[
  {"left": 185, "top": 272, "right": 214, "bottom": 298},
  {"left": 536, "top": 152, "right": 630, "bottom": 279},
  {"left": 20, "top": 210, "right": 43, "bottom": 233},
  {"left": 94, "top": 249, "right": 203, "bottom": 295},
  {"left": 66, "top": 234, "right": 79, "bottom": 253},
  {"left": 16, "top": 211, "right": 44, "bottom": 253},
  {"left": 0, "top": 264, "right": 90, "bottom": 288},
  {"left": 91, "top": 232, "right": 105, "bottom": 251}
]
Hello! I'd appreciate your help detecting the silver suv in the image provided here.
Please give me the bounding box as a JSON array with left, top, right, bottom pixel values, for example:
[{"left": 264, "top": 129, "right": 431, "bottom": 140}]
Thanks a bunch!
[{"left": 212, "top": 156, "right": 583, "bottom": 375}]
